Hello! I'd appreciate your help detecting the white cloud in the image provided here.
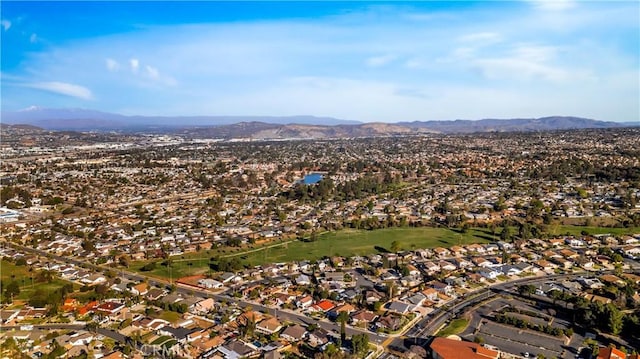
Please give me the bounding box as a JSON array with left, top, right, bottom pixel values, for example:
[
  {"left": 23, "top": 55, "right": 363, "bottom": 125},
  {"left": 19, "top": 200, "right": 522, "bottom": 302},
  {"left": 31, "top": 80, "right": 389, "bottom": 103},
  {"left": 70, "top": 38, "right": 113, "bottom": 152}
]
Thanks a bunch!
[
  {"left": 404, "top": 58, "right": 426, "bottom": 69},
  {"left": 471, "top": 44, "right": 581, "bottom": 83},
  {"left": 129, "top": 58, "right": 139, "bottom": 73},
  {"left": 513, "top": 44, "right": 557, "bottom": 62},
  {"left": 145, "top": 65, "right": 159, "bottom": 79},
  {"left": 474, "top": 57, "right": 570, "bottom": 82},
  {"left": 366, "top": 54, "right": 397, "bottom": 68},
  {"left": 458, "top": 32, "right": 502, "bottom": 44},
  {"left": 105, "top": 58, "right": 120, "bottom": 72},
  {"left": 1, "top": 19, "right": 10, "bottom": 31},
  {"left": 529, "top": 0, "right": 577, "bottom": 11},
  {"left": 26, "top": 81, "right": 93, "bottom": 100},
  {"left": 30, "top": 33, "right": 37, "bottom": 43}
]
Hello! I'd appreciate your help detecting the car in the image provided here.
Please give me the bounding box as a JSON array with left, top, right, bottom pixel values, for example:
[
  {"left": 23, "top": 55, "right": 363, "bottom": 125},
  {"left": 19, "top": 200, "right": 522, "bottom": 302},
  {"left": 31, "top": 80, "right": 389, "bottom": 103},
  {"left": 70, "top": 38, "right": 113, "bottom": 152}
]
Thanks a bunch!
[{"left": 523, "top": 353, "right": 530, "bottom": 358}]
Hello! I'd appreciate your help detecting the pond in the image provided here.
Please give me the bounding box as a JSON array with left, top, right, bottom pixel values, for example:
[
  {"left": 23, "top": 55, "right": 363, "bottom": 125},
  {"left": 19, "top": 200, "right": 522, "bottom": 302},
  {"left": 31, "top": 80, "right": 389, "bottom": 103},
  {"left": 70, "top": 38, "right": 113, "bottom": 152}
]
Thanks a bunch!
[{"left": 301, "top": 173, "right": 323, "bottom": 184}]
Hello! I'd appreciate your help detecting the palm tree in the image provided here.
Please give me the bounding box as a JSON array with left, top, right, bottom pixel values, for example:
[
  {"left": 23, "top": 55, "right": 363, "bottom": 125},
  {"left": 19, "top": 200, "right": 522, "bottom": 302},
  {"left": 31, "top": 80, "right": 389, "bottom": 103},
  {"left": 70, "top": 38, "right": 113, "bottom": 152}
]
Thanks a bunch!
[{"left": 336, "top": 311, "right": 349, "bottom": 343}]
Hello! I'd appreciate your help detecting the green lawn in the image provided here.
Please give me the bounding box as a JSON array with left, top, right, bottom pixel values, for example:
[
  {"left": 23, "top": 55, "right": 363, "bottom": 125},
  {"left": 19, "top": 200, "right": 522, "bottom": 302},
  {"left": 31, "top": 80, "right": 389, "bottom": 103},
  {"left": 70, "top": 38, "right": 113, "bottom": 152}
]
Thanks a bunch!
[
  {"left": 129, "top": 260, "right": 208, "bottom": 280},
  {"left": 17, "top": 279, "right": 73, "bottom": 301},
  {"left": 437, "top": 318, "right": 469, "bottom": 337},
  {"left": 157, "top": 310, "right": 182, "bottom": 324},
  {"left": 129, "top": 224, "right": 640, "bottom": 280},
  {"left": 131, "top": 227, "right": 495, "bottom": 278},
  {"left": 237, "top": 227, "right": 493, "bottom": 266},
  {"left": 0, "top": 260, "right": 31, "bottom": 282},
  {"left": 0, "top": 260, "right": 76, "bottom": 302},
  {"left": 151, "top": 335, "right": 173, "bottom": 345},
  {"left": 546, "top": 225, "right": 640, "bottom": 237}
]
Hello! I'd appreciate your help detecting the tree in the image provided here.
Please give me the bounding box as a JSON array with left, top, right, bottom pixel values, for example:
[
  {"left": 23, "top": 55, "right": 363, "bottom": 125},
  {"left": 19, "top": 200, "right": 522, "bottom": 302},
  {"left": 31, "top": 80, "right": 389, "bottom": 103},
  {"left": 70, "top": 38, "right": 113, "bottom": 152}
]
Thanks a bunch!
[
  {"left": 500, "top": 226, "right": 512, "bottom": 242},
  {"left": 518, "top": 284, "right": 536, "bottom": 298},
  {"left": 3, "top": 281, "right": 20, "bottom": 302},
  {"left": 390, "top": 240, "right": 401, "bottom": 252},
  {"left": 336, "top": 311, "right": 349, "bottom": 343},
  {"left": 351, "top": 333, "right": 369, "bottom": 357},
  {"left": 604, "top": 304, "right": 624, "bottom": 335},
  {"left": 46, "top": 339, "right": 66, "bottom": 359}
]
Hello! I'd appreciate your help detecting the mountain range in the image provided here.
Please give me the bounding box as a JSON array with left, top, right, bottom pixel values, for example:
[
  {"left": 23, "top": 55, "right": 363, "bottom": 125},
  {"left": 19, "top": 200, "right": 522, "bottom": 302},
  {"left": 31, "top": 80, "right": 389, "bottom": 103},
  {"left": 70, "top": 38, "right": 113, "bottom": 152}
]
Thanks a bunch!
[
  {"left": 0, "top": 107, "right": 359, "bottom": 130},
  {"left": 1, "top": 107, "right": 638, "bottom": 139}
]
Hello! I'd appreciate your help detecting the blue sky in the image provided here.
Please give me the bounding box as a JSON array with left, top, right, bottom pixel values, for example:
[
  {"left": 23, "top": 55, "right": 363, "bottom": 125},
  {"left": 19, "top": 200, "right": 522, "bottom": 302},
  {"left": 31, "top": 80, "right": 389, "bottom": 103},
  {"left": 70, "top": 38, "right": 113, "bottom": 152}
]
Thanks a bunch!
[{"left": 1, "top": 1, "right": 638, "bottom": 122}]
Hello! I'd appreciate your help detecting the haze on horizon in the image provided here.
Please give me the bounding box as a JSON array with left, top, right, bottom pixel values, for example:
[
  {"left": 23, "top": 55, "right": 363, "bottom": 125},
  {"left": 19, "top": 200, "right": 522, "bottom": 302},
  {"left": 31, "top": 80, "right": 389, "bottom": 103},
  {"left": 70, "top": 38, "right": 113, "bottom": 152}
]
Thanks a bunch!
[{"left": 1, "top": 1, "right": 638, "bottom": 123}]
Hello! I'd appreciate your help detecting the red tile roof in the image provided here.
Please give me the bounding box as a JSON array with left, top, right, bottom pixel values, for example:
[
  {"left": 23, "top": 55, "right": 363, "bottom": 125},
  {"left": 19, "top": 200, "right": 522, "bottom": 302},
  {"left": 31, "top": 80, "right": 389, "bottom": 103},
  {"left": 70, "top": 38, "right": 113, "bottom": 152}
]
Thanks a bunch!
[
  {"left": 315, "top": 299, "right": 336, "bottom": 311},
  {"left": 598, "top": 347, "right": 627, "bottom": 359},
  {"left": 430, "top": 337, "right": 499, "bottom": 359}
]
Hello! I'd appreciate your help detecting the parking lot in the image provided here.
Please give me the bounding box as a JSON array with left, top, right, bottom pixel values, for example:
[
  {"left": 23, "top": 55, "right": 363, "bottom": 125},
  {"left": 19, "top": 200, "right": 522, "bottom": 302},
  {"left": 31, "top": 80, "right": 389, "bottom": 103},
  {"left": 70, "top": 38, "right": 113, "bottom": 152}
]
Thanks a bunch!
[
  {"left": 476, "top": 321, "right": 564, "bottom": 358},
  {"left": 460, "top": 296, "right": 583, "bottom": 359}
]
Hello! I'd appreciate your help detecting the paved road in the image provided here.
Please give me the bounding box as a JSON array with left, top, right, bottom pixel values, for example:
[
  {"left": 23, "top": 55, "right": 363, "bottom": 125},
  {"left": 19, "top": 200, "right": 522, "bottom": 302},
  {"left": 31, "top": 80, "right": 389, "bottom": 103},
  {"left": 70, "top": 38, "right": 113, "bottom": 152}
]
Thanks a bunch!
[
  {"left": 389, "top": 272, "right": 613, "bottom": 354},
  {"left": 0, "top": 324, "right": 86, "bottom": 331}
]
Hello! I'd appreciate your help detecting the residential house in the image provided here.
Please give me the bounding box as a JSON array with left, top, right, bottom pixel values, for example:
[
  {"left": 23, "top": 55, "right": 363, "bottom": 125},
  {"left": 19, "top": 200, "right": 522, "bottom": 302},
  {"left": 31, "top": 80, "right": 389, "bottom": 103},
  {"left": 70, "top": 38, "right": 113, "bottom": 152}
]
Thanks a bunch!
[
  {"left": 146, "top": 288, "right": 167, "bottom": 301},
  {"left": 550, "top": 257, "right": 573, "bottom": 269},
  {"left": 311, "top": 299, "right": 336, "bottom": 313},
  {"left": 365, "top": 290, "right": 385, "bottom": 305},
  {"left": 329, "top": 303, "right": 356, "bottom": 318},
  {"left": 376, "top": 314, "right": 402, "bottom": 331},
  {"left": 471, "top": 257, "right": 492, "bottom": 268},
  {"left": 600, "top": 274, "right": 625, "bottom": 287},
  {"left": 449, "top": 246, "right": 467, "bottom": 257},
  {"left": 386, "top": 301, "right": 412, "bottom": 315},
  {"left": 296, "top": 295, "right": 313, "bottom": 309},
  {"left": 429, "top": 281, "right": 454, "bottom": 296},
  {"left": 466, "top": 243, "right": 486, "bottom": 255},
  {"left": 421, "top": 288, "right": 439, "bottom": 301},
  {"left": 499, "top": 265, "right": 522, "bottom": 276},
  {"left": 220, "top": 272, "right": 237, "bottom": 284},
  {"left": 449, "top": 258, "right": 472, "bottom": 269},
  {"left": 534, "top": 259, "right": 557, "bottom": 272},
  {"left": 96, "top": 301, "right": 126, "bottom": 318},
  {"left": 438, "top": 261, "right": 457, "bottom": 271},
  {"left": 158, "top": 326, "right": 198, "bottom": 344},
  {"left": 198, "top": 278, "right": 223, "bottom": 289},
  {"left": 308, "top": 328, "right": 330, "bottom": 347},
  {"left": 130, "top": 282, "right": 149, "bottom": 296},
  {"left": 294, "top": 274, "right": 311, "bottom": 285},
  {"left": 81, "top": 273, "right": 107, "bottom": 286},
  {"left": 433, "top": 247, "right": 451, "bottom": 258},
  {"left": 559, "top": 249, "right": 580, "bottom": 260},
  {"left": 256, "top": 317, "right": 282, "bottom": 335},
  {"left": 191, "top": 298, "right": 216, "bottom": 314},
  {"left": 422, "top": 261, "right": 440, "bottom": 273},
  {"left": 215, "top": 340, "right": 259, "bottom": 359},
  {"left": 350, "top": 310, "right": 378, "bottom": 326},
  {"left": 280, "top": 324, "right": 307, "bottom": 342}
]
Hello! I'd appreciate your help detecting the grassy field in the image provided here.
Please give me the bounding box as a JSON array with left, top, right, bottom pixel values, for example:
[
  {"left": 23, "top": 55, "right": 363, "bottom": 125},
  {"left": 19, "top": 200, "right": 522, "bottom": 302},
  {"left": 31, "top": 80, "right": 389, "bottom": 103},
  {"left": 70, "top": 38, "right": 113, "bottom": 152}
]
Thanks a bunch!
[
  {"left": 0, "top": 260, "right": 32, "bottom": 282},
  {"left": 129, "top": 260, "right": 210, "bottom": 280},
  {"left": 236, "top": 227, "right": 494, "bottom": 266},
  {"left": 546, "top": 225, "right": 640, "bottom": 237},
  {"left": 129, "top": 224, "right": 640, "bottom": 280},
  {"left": 437, "top": 318, "right": 469, "bottom": 337},
  {"left": 0, "top": 260, "right": 75, "bottom": 301},
  {"left": 131, "top": 226, "right": 495, "bottom": 278}
]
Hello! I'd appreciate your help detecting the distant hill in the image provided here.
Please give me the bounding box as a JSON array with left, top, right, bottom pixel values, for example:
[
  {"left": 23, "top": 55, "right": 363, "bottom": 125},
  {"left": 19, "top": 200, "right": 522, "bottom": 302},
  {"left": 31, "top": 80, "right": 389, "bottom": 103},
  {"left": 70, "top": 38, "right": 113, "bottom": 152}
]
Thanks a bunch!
[
  {"left": 0, "top": 107, "right": 359, "bottom": 130},
  {"left": 0, "top": 123, "right": 45, "bottom": 131},
  {"left": 397, "top": 116, "right": 635, "bottom": 133},
  {"left": 1, "top": 107, "right": 637, "bottom": 137},
  {"left": 180, "top": 117, "right": 638, "bottom": 139}
]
